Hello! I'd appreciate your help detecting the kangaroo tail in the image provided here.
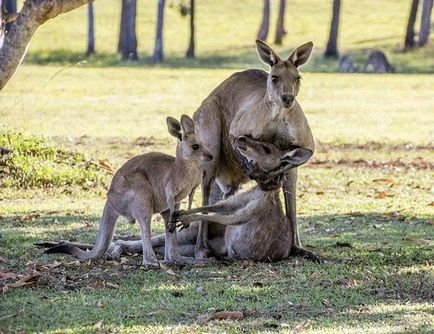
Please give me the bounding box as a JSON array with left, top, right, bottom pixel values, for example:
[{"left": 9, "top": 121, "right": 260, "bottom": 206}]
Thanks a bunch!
[{"left": 45, "top": 203, "right": 119, "bottom": 260}]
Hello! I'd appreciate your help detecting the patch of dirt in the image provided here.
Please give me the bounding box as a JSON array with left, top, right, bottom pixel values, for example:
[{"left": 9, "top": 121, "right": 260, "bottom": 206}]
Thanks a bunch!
[
  {"left": 53, "top": 135, "right": 169, "bottom": 149},
  {"left": 316, "top": 141, "right": 434, "bottom": 152},
  {"left": 307, "top": 157, "right": 433, "bottom": 170}
]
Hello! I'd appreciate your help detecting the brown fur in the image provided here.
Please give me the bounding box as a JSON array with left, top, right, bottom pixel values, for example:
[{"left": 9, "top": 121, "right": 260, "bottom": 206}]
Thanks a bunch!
[
  {"left": 45, "top": 115, "right": 213, "bottom": 267},
  {"left": 107, "top": 137, "right": 293, "bottom": 262},
  {"left": 191, "top": 40, "right": 316, "bottom": 259}
]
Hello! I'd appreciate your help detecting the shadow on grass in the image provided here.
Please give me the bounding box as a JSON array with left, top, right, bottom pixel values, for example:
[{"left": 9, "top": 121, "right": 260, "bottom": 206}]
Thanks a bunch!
[
  {"left": 0, "top": 212, "right": 433, "bottom": 332},
  {"left": 22, "top": 45, "right": 434, "bottom": 74}
]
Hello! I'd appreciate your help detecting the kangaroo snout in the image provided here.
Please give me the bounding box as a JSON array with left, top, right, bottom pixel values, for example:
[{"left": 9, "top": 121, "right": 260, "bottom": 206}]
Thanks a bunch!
[
  {"left": 281, "top": 94, "right": 294, "bottom": 108},
  {"left": 205, "top": 153, "right": 214, "bottom": 161}
]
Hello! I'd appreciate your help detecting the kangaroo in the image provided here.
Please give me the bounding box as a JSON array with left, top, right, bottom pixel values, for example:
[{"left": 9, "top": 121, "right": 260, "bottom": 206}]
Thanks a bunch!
[
  {"left": 363, "top": 50, "right": 394, "bottom": 73},
  {"left": 45, "top": 115, "right": 213, "bottom": 267},
  {"left": 338, "top": 55, "right": 357, "bottom": 73},
  {"left": 191, "top": 40, "right": 316, "bottom": 260},
  {"left": 105, "top": 136, "right": 295, "bottom": 262}
]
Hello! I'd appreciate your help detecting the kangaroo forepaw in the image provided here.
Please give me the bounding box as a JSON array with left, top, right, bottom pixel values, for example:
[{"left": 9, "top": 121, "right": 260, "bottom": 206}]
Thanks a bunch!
[{"left": 291, "top": 246, "right": 322, "bottom": 263}]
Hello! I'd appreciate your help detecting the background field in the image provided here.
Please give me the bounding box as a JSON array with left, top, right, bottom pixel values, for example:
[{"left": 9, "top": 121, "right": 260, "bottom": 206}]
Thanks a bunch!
[{"left": 1, "top": 0, "right": 433, "bottom": 333}]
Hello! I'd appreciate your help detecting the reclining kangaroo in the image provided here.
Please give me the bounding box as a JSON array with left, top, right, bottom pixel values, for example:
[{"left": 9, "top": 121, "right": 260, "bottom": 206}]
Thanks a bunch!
[
  {"left": 45, "top": 115, "right": 213, "bottom": 267},
  {"left": 191, "top": 40, "right": 316, "bottom": 260},
  {"left": 106, "top": 136, "right": 295, "bottom": 261}
]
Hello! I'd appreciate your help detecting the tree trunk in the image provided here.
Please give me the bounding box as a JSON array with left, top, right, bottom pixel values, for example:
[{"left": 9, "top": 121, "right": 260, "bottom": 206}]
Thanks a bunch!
[
  {"left": 257, "top": 0, "right": 270, "bottom": 41},
  {"left": 0, "top": 0, "right": 4, "bottom": 50},
  {"left": 153, "top": 0, "right": 165, "bottom": 63},
  {"left": 404, "top": 0, "right": 419, "bottom": 48},
  {"left": 118, "top": 0, "right": 137, "bottom": 60},
  {"left": 324, "top": 0, "right": 340, "bottom": 58},
  {"left": 186, "top": 0, "right": 195, "bottom": 58},
  {"left": 274, "top": 0, "right": 287, "bottom": 45},
  {"left": 4, "top": 0, "right": 16, "bottom": 33},
  {"left": 0, "top": 0, "right": 90, "bottom": 90},
  {"left": 87, "top": 0, "right": 95, "bottom": 55},
  {"left": 418, "top": 0, "right": 433, "bottom": 46}
]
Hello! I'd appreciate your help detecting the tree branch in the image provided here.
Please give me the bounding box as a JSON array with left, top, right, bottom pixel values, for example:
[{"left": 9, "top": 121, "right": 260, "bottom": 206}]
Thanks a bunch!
[{"left": 0, "top": 0, "right": 90, "bottom": 90}]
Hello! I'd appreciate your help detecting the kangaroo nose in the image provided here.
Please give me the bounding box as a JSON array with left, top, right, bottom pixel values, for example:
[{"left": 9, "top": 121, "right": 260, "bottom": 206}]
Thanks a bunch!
[
  {"left": 206, "top": 153, "right": 214, "bottom": 161},
  {"left": 282, "top": 94, "right": 294, "bottom": 107}
]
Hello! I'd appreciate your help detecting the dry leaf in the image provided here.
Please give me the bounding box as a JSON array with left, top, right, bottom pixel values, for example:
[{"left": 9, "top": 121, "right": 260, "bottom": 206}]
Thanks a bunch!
[
  {"left": 210, "top": 311, "right": 244, "bottom": 320},
  {"left": 428, "top": 201, "right": 434, "bottom": 207},
  {"left": 375, "top": 191, "right": 386, "bottom": 199},
  {"left": 106, "top": 282, "right": 120, "bottom": 289},
  {"left": 402, "top": 236, "right": 434, "bottom": 246},
  {"left": 99, "top": 159, "right": 114, "bottom": 174},
  {"left": 373, "top": 178, "right": 394, "bottom": 185},
  {"left": 165, "top": 269, "right": 176, "bottom": 276},
  {"left": 292, "top": 320, "right": 311, "bottom": 333},
  {"left": 0, "top": 270, "right": 17, "bottom": 280}
]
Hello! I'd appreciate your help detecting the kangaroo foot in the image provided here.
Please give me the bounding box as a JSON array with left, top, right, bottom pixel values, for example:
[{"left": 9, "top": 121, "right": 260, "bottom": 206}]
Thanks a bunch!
[{"left": 291, "top": 245, "right": 322, "bottom": 263}]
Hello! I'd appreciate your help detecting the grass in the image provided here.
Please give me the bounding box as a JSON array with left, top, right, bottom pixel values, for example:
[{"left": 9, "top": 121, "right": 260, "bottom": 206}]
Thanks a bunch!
[{"left": 1, "top": 0, "right": 434, "bottom": 333}]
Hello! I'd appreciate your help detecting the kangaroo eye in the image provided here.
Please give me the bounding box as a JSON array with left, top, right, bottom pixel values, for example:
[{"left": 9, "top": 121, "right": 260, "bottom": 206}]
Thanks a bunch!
[
  {"left": 192, "top": 144, "right": 200, "bottom": 150},
  {"left": 271, "top": 76, "right": 279, "bottom": 84},
  {"left": 262, "top": 145, "right": 271, "bottom": 154}
]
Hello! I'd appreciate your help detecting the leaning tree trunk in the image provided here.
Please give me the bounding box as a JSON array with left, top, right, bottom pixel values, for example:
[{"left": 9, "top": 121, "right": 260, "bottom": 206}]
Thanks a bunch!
[
  {"left": 257, "top": 0, "right": 270, "bottom": 41},
  {"left": 324, "top": 0, "right": 341, "bottom": 58},
  {"left": 274, "top": 0, "right": 287, "bottom": 45},
  {"left": 404, "top": 0, "right": 419, "bottom": 49},
  {"left": 0, "top": 0, "right": 90, "bottom": 90},
  {"left": 153, "top": 0, "right": 165, "bottom": 63},
  {"left": 118, "top": 0, "right": 137, "bottom": 60},
  {"left": 4, "top": 0, "right": 16, "bottom": 33},
  {"left": 87, "top": 0, "right": 95, "bottom": 54},
  {"left": 418, "top": 0, "right": 433, "bottom": 46},
  {"left": 186, "top": 0, "right": 195, "bottom": 58}
]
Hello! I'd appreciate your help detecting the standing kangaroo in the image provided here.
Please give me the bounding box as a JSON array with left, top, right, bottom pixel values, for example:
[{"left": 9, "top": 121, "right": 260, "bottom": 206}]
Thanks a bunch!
[
  {"left": 102, "top": 136, "right": 296, "bottom": 261},
  {"left": 45, "top": 115, "right": 213, "bottom": 267},
  {"left": 192, "top": 40, "right": 316, "bottom": 260}
]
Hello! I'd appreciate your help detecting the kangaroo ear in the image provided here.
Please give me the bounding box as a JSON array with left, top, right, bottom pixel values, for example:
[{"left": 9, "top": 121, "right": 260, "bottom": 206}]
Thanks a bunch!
[
  {"left": 166, "top": 116, "right": 182, "bottom": 141},
  {"left": 288, "top": 41, "right": 313, "bottom": 68},
  {"left": 180, "top": 114, "right": 195, "bottom": 137},
  {"left": 256, "top": 39, "right": 281, "bottom": 67},
  {"left": 280, "top": 147, "right": 313, "bottom": 168}
]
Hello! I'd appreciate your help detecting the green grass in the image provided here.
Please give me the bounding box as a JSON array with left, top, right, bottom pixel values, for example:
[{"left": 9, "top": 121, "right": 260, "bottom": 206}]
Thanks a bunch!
[{"left": 1, "top": 0, "right": 434, "bottom": 333}]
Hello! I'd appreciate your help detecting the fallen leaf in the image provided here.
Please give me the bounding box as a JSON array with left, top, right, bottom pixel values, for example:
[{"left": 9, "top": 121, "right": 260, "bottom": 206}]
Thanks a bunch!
[
  {"left": 375, "top": 191, "right": 386, "bottom": 199},
  {"left": 428, "top": 201, "right": 434, "bottom": 207},
  {"left": 106, "top": 282, "right": 120, "bottom": 289},
  {"left": 0, "top": 270, "right": 17, "bottom": 280},
  {"left": 165, "top": 269, "right": 176, "bottom": 276},
  {"left": 402, "top": 236, "right": 434, "bottom": 246},
  {"left": 210, "top": 310, "right": 244, "bottom": 320},
  {"left": 373, "top": 178, "right": 394, "bottom": 185},
  {"left": 292, "top": 320, "right": 311, "bottom": 333},
  {"left": 99, "top": 159, "right": 114, "bottom": 174}
]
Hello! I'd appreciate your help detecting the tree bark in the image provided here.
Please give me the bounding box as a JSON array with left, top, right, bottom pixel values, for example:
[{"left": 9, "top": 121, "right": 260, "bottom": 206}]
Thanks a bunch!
[
  {"left": 0, "top": 0, "right": 4, "bottom": 50},
  {"left": 87, "top": 0, "right": 95, "bottom": 55},
  {"left": 4, "top": 0, "right": 16, "bottom": 33},
  {"left": 404, "top": 0, "right": 419, "bottom": 49},
  {"left": 324, "top": 0, "right": 340, "bottom": 58},
  {"left": 0, "top": 0, "right": 90, "bottom": 90},
  {"left": 153, "top": 0, "right": 165, "bottom": 63},
  {"left": 418, "top": 0, "right": 433, "bottom": 46},
  {"left": 257, "top": 0, "right": 270, "bottom": 41},
  {"left": 186, "top": 0, "right": 195, "bottom": 58},
  {"left": 118, "top": 0, "right": 137, "bottom": 60},
  {"left": 274, "top": 0, "right": 287, "bottom": 45}
]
